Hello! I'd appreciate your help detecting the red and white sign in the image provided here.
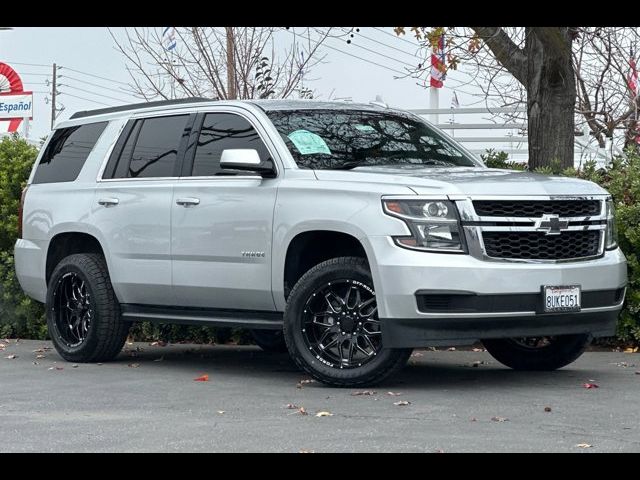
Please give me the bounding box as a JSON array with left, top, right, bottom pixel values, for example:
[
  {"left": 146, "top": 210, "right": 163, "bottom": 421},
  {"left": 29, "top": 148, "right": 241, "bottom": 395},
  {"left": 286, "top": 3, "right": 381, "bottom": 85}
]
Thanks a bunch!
[
  {"left": 0, "top": 62, "right": 27, "bottom": 133},
  {"left": 0, "top": 91, "right": 33, "bottom": 120}
]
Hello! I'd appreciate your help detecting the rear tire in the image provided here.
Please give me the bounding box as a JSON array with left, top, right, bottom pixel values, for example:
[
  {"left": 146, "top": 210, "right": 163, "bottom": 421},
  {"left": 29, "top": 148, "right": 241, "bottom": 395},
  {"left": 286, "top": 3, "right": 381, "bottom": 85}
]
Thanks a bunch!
[
  {"left": 283, "top": 256, "right": 412, "bottom": 387},
  {"left": 46, "top": 253, "right": 129, "bottom": 363},
  {"left": 250, "top": 329, "right": 287, "bottom": 353},
  {"left": 482, "top": 334, "right": 592, "bottom": 371}
]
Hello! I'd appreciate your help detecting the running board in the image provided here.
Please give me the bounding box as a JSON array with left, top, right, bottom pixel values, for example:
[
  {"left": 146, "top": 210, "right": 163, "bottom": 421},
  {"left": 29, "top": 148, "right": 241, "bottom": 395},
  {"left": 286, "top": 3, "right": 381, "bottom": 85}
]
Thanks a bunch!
[{"left": 121, "top": 304, "right": 283, "bottom": 330}]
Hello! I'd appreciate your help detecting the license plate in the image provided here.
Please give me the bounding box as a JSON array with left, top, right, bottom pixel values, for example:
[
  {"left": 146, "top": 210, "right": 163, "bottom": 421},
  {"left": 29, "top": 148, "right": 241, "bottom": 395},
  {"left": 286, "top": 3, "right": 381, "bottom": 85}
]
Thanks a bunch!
[{"left": 543, "top": 285, "right": 581, "bottom": 313}]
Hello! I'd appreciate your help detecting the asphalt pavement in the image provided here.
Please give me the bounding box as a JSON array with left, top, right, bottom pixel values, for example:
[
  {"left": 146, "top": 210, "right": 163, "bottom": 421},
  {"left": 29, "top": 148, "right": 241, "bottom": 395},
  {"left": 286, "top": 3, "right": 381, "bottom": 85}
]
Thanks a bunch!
[{"left": 1, "top": 339, "right": 639, "bottom": 452}]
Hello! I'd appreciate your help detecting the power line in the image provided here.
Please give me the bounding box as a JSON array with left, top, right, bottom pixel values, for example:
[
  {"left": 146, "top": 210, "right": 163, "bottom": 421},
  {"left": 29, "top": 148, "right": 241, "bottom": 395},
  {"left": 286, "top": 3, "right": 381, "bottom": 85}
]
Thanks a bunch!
[
  {"left": 312, "top": 27, "right": 417, "bottom": 70},
  {"left": 60, "top": 66, "right": 130, "bottom": 87},
  {"left": 59, "top": 92, "right": 112, "bottom": 107},
  {"left": 64, "top": 75, "right": 137, "bottom": 98},
  {"left": 372, "top": 27, "right": 419, "bottom": 47},
  {"left": 338, "top": 28, "right": 419, "bottom": 59},
  {"left": 0, "top": 60, "right": 50, "bottom": 68},
  {"left": 284, "top": 28, "right": 406, "bottom": 76},
  {"left": 321, "top": 41, "right": 407, "bottom": 76},
  {"left": 18, "top": 72, "right": 50, "bottom": 77},
  {"left": 60, "top": 84, "right": 132, "bottom": 104}
]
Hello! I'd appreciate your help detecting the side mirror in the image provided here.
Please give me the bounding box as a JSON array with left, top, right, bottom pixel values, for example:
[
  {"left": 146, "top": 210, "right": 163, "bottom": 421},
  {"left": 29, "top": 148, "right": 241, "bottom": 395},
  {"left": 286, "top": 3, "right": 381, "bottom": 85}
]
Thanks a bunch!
[{"left": 220, "top": 149, "right": 276, "bottom": 177}]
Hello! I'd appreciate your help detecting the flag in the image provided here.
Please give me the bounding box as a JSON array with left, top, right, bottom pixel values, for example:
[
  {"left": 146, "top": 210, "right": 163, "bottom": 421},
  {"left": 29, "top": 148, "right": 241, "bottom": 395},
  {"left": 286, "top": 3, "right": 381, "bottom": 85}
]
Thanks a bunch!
[
  {"left": 628, "top": 58, "right": 638, "bottom": 99},
  {"left": 430, "top": 34, "right": 446, "bottom": 89},
  {"left": 451, "top": 90, "right": 459, "bottom": 109},
  {"left": 162, "top": 27, "right": 177, "bottom": 51}
]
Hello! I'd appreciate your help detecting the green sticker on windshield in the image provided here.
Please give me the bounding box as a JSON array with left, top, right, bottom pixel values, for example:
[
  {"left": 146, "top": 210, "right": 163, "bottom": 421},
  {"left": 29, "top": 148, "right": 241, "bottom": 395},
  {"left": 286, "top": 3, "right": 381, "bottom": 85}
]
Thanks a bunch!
[
  {"left": 354, "top": 124, "right": 376, "bottom": 133},
  {"left": 287, "top": 129, "right": 331, "bottom": 155}
]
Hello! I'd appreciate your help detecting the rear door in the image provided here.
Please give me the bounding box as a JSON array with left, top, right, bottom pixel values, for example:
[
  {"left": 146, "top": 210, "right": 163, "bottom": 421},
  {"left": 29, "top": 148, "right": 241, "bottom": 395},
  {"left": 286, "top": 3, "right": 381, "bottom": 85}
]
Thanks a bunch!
[
  {"left": 93, "top": 113, "right": 194, "bottom": 305},
  {"left": 170, "top": 108, "right": 280, "bottom": 310}
]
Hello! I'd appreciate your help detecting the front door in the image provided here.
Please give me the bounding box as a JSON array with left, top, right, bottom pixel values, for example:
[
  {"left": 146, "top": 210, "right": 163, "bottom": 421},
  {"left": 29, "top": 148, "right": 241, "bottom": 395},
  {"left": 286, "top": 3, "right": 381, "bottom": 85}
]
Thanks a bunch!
[{"left": 171, "top": 110, "right": 279, "bottom": 310}]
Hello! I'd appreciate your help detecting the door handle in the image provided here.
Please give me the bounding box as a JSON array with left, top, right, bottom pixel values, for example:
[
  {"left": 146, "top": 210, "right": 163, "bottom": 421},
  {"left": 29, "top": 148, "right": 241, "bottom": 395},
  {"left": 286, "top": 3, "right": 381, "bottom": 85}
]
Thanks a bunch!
[
  {"left": 176, "top": 197, "right": 200, "bottom": 207},
  {"left": 98, "top": 197, "right": 119, "bottom": 206}
]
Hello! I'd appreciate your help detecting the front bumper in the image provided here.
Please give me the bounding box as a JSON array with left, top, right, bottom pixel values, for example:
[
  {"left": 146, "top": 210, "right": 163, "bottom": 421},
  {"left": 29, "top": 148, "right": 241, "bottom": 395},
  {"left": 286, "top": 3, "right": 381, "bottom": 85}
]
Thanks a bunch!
[{"left": 365, "top": 235, "right": 627, "bottom": 347}]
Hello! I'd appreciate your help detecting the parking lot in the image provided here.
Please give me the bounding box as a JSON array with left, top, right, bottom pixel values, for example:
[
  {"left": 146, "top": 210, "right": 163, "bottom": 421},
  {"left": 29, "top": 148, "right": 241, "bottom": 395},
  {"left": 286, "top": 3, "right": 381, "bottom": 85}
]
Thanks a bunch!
[{"left": 1, "top": 339, "right": 639, "bottom": 452}]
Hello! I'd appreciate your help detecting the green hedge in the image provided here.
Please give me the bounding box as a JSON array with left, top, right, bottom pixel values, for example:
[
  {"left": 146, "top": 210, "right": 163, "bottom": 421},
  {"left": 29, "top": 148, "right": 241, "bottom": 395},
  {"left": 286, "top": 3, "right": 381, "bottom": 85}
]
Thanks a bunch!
[{"left": 1, "top": 135, "right": 638, "bottom": 344}]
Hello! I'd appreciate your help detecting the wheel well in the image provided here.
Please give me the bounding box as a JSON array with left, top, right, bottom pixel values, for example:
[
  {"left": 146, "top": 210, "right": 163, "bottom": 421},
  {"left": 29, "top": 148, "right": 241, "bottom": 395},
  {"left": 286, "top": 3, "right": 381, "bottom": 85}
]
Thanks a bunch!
[
  {"left": 284, "top": 231, "right": 368, "bottom": 298},
  {"left": 46, "top": 232, "right": 105, "bottom": 283}
]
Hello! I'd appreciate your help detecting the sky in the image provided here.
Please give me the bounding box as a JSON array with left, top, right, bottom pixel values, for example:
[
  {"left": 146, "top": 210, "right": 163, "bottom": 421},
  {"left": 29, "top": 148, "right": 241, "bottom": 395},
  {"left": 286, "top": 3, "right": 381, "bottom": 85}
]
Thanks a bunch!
[{"left": 0, "top": 27, "right": 475, "bottom": 140}]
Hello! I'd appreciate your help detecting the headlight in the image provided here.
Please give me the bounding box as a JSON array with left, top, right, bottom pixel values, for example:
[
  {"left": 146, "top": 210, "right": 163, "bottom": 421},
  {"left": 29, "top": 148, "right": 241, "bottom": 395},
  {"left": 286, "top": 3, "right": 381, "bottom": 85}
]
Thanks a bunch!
[
  {"left": 605, "top": 198, "right": 618, "bottom": 250},
  {"left": 382, "top": 199, "right": 466, "bottom": 252}
]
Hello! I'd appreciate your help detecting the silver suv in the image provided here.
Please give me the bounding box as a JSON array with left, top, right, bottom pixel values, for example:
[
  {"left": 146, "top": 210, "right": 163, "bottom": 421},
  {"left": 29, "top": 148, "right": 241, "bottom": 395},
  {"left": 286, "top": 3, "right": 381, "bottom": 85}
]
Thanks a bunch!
[{"left": 14, "top": 99, "right": 628, "bottom": 386}]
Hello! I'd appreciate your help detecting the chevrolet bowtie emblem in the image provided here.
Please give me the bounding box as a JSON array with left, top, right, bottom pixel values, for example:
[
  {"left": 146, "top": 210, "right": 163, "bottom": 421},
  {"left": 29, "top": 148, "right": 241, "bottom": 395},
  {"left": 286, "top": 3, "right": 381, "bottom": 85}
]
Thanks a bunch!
[{"left": 535, "top": 214, "right": 569, "bottom": 235}]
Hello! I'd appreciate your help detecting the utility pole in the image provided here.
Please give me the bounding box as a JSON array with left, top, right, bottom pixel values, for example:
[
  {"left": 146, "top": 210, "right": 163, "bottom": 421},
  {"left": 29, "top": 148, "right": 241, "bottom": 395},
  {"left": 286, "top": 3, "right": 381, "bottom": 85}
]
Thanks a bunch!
[
  {"left": 225, "top": 27, "right": 236, "bottom": 99},
  {"left": 50, "top": 63, "right": 57, "bottom": 129}
]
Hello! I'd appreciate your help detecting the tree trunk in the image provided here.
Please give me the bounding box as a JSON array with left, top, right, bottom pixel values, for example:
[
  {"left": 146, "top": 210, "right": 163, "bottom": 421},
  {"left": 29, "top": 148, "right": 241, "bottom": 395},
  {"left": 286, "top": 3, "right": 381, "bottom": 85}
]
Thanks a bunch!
[{"left": 525, "top": 29, "right": 576, "bottom": 170}]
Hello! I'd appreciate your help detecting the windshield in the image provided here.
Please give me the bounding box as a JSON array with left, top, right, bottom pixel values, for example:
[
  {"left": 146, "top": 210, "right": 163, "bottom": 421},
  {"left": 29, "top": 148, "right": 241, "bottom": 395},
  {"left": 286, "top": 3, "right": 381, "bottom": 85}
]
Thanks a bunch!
[{"left": 266, "top": 109, "right": 480, "bottom": 170}]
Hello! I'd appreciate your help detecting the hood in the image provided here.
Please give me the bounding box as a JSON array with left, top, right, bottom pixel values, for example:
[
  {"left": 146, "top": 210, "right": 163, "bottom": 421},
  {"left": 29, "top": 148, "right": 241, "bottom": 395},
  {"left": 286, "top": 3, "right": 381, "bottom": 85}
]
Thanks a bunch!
[{"left": 313, "top": 165, "right": 609, "bottom": 197}]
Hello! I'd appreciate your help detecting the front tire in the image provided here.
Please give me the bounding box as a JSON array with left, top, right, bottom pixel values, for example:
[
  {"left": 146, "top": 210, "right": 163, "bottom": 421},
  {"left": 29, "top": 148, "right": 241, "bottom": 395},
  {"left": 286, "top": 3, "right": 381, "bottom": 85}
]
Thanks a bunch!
[
  {"left": 283, "top": 257, "right": 412, "bottom": 387},
  {"left": 47, "top": 253, "right": 129, "bottom": 363},
  {"left": 482, "top": 334, "right": 592, "bottom": 371}
]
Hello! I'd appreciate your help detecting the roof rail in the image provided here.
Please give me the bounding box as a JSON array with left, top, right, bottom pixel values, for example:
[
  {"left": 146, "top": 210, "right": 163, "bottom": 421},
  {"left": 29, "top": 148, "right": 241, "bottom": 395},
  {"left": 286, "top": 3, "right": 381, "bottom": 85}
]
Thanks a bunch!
[{"left": 69, "top": 97, "right": 213, "bottom": 120}]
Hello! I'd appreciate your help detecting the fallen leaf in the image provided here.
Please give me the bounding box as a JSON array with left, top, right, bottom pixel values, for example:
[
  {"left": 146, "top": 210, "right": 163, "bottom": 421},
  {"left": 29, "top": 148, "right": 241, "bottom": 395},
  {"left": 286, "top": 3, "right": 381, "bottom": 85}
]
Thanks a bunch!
[
  {"left": 472, "top": 347, "right": 484, "bottom": 352},
  {"left": 351, "top": 390, "right": 376, "bottom": 396},
  {"left": 583, "top": 383, "right": 599, "bottom": 389},
  {"left": 411, "top": 351, "right": 423, "bottom": 357},
  {"left": 48, "top": 366, "right": 63, "bottom": 371},
  {"left": 434, "top": 448, "right": 445, "bottom": 453},
  {"left": 32, "top": 361, "right": 39, "bottom": 365},
  {"left": 299, "top": 449, "right": 314, "bottom": 453},
  {"left": 126, "top": 341, "right": 134, "bottom": 346},
  {"left": 128, "top": 363, "right": 140, "bottom": 368},
  {"left": 296, "top": 379, "right": 316, "bottom": 389},
  {"left": 153, "top": 356, "right": 164, "bottom": 362},
  {"left": 447, "top": 347, "right": 456, "bottom": 351},
  {"left": 285, "top": 403, "right": 299, "bottom": 409},
  {"left": 472, "top": 360, "right": 485, "bottom": 367},
  {"left": 194, "top": 374, "right": 209, "bottom": 382},
  {"left": 544, "top": 406, "right": 552, "bottom": 412},
  {"left": 386, "top": 391, "right": 402, "bottom": 396},
  {"left": 491, "top": 416, "right": 509, "bottom": 422},
  {"left": 72, "top": 364, "right": 79, "bottom": 368},
  {"left": 576, "top": 443, "right": 592, "bottom": 449},
  {"left": 315, "top": 411, "right": 333, "bottom": 417},
  {"left": 217, "top": 410, "right": 225, "bottom": 415},
  {"left": 470, "top": 417, "right": 477, "bottom": 422},
  {"left": 0, "top": 343, "right": 6, "bottom": 348},
  {"left": 35, "top": 354, "right": 45, "bottom": 359},
  {"left": 5, "top": 354, "right": 17, "bottom": 359},
  {"left": 150, "top": 341, "right": 167, "bottom": 347},
  {"left": 393, "top": 400, "right": 411, "bottom": 406},
  {"left": 298, "top": 407, "right": 308, "bottom": 416},
  {"left": 624, "top": 347, "right": 638, "bottom": 353},
  {"left": 32, "top": 348, "right": 45, "bottom": 353}
]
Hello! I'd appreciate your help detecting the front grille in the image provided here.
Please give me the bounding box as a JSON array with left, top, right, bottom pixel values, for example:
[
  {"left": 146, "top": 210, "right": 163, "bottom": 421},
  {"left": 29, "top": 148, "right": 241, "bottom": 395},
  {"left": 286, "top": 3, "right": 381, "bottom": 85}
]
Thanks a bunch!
[
  {"left": 482, "top": 231, "right": 601, "bottom": 260},
  {"left": 473, "top": 200, "right": 601, "bottom": 217}
]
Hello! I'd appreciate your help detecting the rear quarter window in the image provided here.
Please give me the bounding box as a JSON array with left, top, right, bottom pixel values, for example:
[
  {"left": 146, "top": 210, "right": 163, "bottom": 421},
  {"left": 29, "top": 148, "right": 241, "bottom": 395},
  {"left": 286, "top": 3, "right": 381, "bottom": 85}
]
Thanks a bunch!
[{"left": 32, "top": 122, "right": 108, "bottom": 184}]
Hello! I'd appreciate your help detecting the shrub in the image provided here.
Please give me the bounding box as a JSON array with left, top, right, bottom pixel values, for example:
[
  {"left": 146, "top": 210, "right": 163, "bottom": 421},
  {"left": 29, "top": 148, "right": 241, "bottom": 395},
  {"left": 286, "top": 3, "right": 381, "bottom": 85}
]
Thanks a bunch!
[{"left": 0, "top": 135, "right": 46, "bottom": 338}]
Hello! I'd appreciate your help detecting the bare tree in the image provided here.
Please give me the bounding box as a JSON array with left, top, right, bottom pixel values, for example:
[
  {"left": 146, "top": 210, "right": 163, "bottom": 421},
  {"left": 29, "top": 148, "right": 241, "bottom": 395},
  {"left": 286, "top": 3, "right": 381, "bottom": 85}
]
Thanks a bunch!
[
  {"left": 394, "top": 27, "right": 640, "bottom": 168},
  {"left": 109, "top": 27, "right": 332, "bottom": 101}
]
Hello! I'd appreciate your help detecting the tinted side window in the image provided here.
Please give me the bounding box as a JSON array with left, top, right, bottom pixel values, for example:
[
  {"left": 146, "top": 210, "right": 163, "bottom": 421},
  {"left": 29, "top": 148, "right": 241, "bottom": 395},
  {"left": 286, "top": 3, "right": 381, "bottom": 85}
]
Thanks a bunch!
[
  {"left": 32, "top": 122, "right": 108, "bottom": 184},
  {"left": 191, "top": 113, "right": 271, "bottom": 176},
  {"left": 119, "top": 115, "right": 189, "bottom": 178}
]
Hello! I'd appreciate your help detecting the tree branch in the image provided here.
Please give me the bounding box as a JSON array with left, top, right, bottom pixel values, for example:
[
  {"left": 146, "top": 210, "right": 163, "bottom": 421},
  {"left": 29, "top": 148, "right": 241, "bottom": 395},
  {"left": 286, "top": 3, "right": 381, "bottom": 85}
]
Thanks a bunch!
[{"left": 471, "top": 27, "right": 528, "bottom": 84}]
